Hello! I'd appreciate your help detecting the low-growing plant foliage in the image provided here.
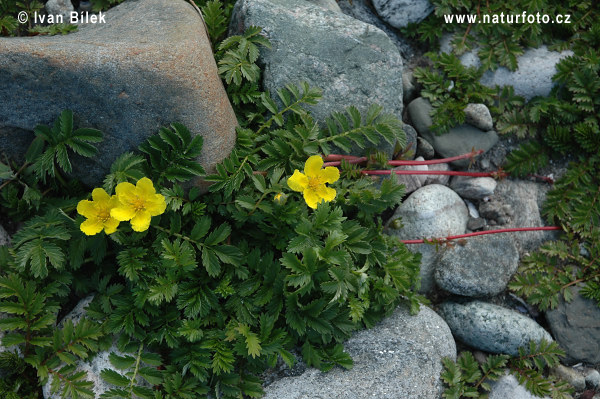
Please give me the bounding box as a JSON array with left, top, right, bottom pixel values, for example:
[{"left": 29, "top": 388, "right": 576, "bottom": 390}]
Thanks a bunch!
[
  {"left": 0, "top": 3, "right": 423, "bottom": 398},
  {"left": 441, "top": 341, "right": 573, "bottom": 399}
]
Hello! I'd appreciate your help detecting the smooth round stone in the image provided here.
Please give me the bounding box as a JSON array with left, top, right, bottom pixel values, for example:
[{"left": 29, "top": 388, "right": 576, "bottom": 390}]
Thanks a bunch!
[
  {"left": 434, "top": 234, "right": 519, "bottom": 297},
  {"left": 438, "top": 301, "right": 553, "bottom": 356},
  {"left": 387, "top": 184, "right": 468, "bottom": 241}
]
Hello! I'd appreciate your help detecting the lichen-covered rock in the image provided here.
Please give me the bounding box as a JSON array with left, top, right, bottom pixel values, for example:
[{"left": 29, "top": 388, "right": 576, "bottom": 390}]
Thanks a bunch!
[
  {"left": 438, "top": 301, "right": 553, "bottom": 356},
  {"left": 230, "top": 0, "right": 404, "bottom": 156},
  {"left": 0, "top": 0, "right": 237, "bottom": 186},
  {"left": 262, "top": 305, "right": 456, "bottom": 399}
]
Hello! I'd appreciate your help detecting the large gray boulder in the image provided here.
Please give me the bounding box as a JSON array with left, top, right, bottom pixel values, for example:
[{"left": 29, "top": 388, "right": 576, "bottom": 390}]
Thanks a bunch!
[
  {"left": 546, "top": 287, "right": 600, "bottom": 365},
  {"left": 438, "top": 301, "right": 553, "bottom": 356},
  {"left": 262, "top": 305, "right": 456, "bottom": 399},
  {"left": 0, "top": 0, "right": 237, "bottom": 187},
  {"left": 230, "top": 0, "right": 405, "bottom": 156}
]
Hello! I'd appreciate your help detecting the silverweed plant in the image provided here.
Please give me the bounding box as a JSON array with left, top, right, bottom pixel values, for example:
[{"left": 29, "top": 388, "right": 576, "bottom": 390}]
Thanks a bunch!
[{"left": 0, "top": 11, "right": 423, "bottom": 390}]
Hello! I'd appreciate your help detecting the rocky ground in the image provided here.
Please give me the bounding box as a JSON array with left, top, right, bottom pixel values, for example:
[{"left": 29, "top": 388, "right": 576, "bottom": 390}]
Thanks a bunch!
[{"left": 1, "top": 0, "right": 599, "bottom": 398}]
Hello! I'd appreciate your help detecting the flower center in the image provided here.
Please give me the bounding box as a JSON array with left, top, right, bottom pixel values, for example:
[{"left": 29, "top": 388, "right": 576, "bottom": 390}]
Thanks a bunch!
[
  {"left": 97, "top": 208, "right": 111, "bottom": 223},
  {"left": 131, "top": 197, "right": 146, "bottom": 212},
  {"left": 307, "top": 176, "right": 322, "bottom": 190}
]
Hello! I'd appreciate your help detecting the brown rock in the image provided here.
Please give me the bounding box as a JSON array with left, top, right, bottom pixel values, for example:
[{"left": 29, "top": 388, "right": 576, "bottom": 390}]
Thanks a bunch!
[{"left": 0, "top": 0, "right": 237, "bottom": 186}]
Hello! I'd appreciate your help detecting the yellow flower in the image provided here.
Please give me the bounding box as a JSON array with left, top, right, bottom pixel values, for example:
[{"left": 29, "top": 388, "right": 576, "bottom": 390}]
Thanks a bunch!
[
  {"left": 77, "top": 188, "right": 121, "bottom": 235},
  {"left": 287, "top": 155, "right": 340, "bottom": 209},
  {"left": 111, "top": 177, "right": 166, "bottom": 232}
]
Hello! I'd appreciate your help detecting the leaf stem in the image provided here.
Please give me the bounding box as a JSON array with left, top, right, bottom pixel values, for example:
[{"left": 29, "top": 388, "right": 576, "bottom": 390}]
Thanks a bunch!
[{"left": 399, "top": 226, "right": 562, "bottom": 244}]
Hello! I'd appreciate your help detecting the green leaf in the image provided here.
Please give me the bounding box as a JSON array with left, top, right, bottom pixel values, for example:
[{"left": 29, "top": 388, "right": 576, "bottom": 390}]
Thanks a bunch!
[{"left": 101, "top": 369, "right": 129, "bottom": 387}]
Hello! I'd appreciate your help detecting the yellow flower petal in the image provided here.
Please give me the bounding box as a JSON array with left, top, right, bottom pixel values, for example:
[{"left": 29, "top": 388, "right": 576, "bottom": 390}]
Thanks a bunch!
[
  {"left": 304, "top": 155, "right": 324, "bottom": 178},
  {"left": 319, "top": 166, "right": 340, "bottom": 184},
  {"left": 136, "top": 177, "right": 156, "bottom": 196},
  {"left": 130, "top": 210, "right": 152, "bottom": 232},
  {"left": 80, "top": 218, "right": 104, "bottom": 236},
  {"left": 103, "top": 218, "right": 120, "bottom": 234},
  {"left": 91, "top": 188, "right": 111, "bottom": 202},
  {"left": 111, "top": 205, "right": 136, "bottom": 221},
  {"left": 316, "top": 185, "right": 336, "bottom": 202},
  {"left": 77, "top": 200, "right": 96, "bottom": 218},
  {"left": 303, "top": 189, "right": 321, "bottom": 209},
  {"left": 145, "top": 194, "right": 166, "bottom": 216},
  {"left": 287, "top": 170, "right": 308, "bottom": 192},
  {"left": 115, "top": 181, "right": 136, "bottom": 201}
]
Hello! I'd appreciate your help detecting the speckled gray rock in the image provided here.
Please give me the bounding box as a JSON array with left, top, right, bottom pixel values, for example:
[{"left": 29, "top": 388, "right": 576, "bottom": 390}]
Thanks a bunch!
[
  {"left": 585, "top": 370, "right": 600, "bottom": 389},
  {"left": 262, "top": 305, "right": 456, "bottom": 399},
  {"left": 391, "top": 156, "right": 428, "bottom": 194},
  {"left": 0, "top": 0, "right": 237, "bottom": 187},
  {"left": 427, "top": 124, "right": 498, "bottom": 169},
  {"left": 45, "top": 0, "right": 74, "bottom": 19},
  {"left": 417, "top": 137, "right": 435, "bottom": 159},
  {"left": 441, "top": 36, "right": 573, "bottom": 100},
  {"left": 57, "top": 295, "right": 94, "bottom": 329},
  {"left": 492, "top": 179, "right": 559, "bottom": 253},
  {"left": 0, "top": 224, "right": 9, "bottom": 246},
  {"left": 434, "top": 234, "right": 519, "bottom": 297},
  {"left": 438, "top": 301, "right": 553, "bottom": 356},
  {"left": 408, "top": 97, "right": 433, "bottom": 137},
  {"left": 230, "top": 0, "right": 404, "bottom": 157},
  {"left": 450, "top": 176, "right": 497, "bottom": 199},
  {"left": 546, "top": 287, "right": 600, "bottom": 365},
  {"left": 552, "top": 365, "right": 586, "bottom": 392},
  {"left": 464, "top": 103, "right": 493, "bottom": 131},
  {"left": 408, "top": 98, "right": 499, "bottom": 168},
  {"left": 489, "top": 374, "right": 550, "bottom": 399},
  {"left": 337, "top": 0, "right": 415, "bottom": 59},
  {"left": 305, "top": 0, "right": 341, "bottom": 13},
  {"left": 424, "top": 162, "right": 451, "bottom": 186},
  {"left": 387, "top": 184, "right": 468, "bottom": 241},
  {"left": 386, "top": 184, "right": 468, "bottom": 293},
  {"left": 372, "top": 0, "right": 434, "bottom": 28}
]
